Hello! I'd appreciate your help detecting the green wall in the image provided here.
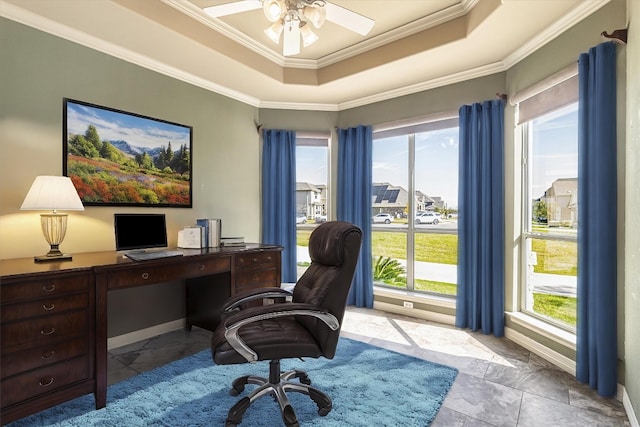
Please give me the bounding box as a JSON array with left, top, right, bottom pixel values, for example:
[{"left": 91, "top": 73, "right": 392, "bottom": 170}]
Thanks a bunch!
[
  {"left": 1, "top": 2, "right": 637, "bottom": 420},
  {"left": 0, "top": 17, "right": 260, "bottom": 335}
]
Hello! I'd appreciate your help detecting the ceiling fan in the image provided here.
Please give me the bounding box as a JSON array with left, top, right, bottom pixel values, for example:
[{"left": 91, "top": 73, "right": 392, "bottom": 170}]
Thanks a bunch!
[{"left": 203, "top": 0, "right": 375, "bottom": 56}]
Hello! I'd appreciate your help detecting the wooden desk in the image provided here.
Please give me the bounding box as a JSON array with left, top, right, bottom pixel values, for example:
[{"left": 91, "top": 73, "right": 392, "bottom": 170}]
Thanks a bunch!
[{"left": 0, "top": 245, "right": 282, "bottom": 424}]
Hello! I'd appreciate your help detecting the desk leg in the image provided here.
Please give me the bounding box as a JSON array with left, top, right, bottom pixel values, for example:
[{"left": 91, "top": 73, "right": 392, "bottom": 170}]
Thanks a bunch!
[{"left": 95, "top": 274, "right": 108, "bottom": 409}]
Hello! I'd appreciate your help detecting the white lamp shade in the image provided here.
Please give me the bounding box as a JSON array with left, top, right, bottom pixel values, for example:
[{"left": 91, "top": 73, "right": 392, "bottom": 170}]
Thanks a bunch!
[
  {"left": 300, "top": 25, "right": 318, "bottom": 47},
  {"left": 263, "top": 0, "right": 284, "bottom": 22},
  {"left": 265, "top": 21, "right": 283, "bottom": 44},
  {"left": 20, "top": 176, "right": 85, "bottom": 211},
  {"left": 303, "top": 6, "right": 326, "bottom": 29}
]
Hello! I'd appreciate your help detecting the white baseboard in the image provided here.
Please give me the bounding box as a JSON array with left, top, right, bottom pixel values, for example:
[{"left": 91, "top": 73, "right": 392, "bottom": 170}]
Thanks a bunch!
[
  {"left": 107, "top": 319, "right": 185, "bottom": 350},
  {"left": 505, "top": 325, "right": 576, "bottom": 375},
  {"left": 624, "top": 388, "right": 640, "bottom": 427}
]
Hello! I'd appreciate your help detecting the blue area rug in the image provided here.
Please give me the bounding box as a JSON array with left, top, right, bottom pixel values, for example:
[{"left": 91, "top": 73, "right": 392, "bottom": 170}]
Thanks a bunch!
[{"left": 9, "top": 338, "right": 457, "bottom": 427}]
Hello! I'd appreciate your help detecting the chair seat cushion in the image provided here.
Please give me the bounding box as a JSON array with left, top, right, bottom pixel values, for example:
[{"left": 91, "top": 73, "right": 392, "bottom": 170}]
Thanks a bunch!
[{"left": 212, "top": 317, "right": 322, "bottom": 365}]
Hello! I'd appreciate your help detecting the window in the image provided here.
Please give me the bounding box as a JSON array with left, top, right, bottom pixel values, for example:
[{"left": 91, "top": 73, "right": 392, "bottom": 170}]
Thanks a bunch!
[
  {"left": 295, "top": 134, "right": 329, "bottom": 279},
  {"left": 372, "top": 118, "right": 459, "bottom": 296},
  {"left": 520, "top": 71, "right": 580, "bottom": 332}
]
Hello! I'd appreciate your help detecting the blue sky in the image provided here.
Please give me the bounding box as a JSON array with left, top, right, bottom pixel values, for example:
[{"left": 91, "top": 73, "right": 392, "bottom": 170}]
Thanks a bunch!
[
  {"left": 296, "top": 145, "right": 327, "bottom": 185},
  {"left": 374, "top": 127, "right": 459, "bottom": 209},
  {"left": 66, "top": 101, "right": 191, "bottom": 150},
  {"left": 531, "top": 103, "right": 578, "bottom": 199},
  {"left": 285, "top": 105, "right": 578, "bottom": 211}
]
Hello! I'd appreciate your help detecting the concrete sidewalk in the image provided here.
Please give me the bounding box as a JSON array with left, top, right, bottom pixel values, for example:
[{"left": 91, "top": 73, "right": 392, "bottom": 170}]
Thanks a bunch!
[{"left": 297, "top": 246, "right": 576, "bottom": 297}]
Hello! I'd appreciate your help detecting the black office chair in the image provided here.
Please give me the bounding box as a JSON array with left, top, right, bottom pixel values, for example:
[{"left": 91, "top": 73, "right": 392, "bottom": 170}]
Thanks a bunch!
[{"left": 211, "top": 221, "right": 362, "bottom": 427}]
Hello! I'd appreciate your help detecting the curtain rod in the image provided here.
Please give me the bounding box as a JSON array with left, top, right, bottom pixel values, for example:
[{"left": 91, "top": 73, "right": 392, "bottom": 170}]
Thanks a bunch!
[
  {"left": 601, "top": 28, "right": 627, "bottom": 44},
  {"left": 255, "top": 124, "right": 330, "bottom": 139}
]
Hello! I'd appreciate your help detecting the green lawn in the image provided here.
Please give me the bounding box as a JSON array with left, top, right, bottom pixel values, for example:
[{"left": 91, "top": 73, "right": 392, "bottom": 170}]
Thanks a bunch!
[
  {"left": 533, "top": 293, "right": 577, "bottom": 326},
  {"left": 297, "top": 228, "right": 576, "bottom": 327},
  {"left": 371, "top": 232, "right": 458, "bottom": 264}
]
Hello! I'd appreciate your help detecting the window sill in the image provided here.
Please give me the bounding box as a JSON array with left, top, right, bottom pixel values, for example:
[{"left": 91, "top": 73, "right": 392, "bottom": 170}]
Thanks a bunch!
[
  {"left": 506, "top": 311, "right": 576, "bottom": 350},
  {"left": 374, "top": 286, "right": 456, "bottom": 309},
  {"left": 373, "top": 286, "right": 456, "bottom": 325}
]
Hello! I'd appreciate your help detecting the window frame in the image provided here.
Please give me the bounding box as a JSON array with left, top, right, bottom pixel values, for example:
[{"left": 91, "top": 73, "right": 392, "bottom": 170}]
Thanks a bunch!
[
  {"left": 517, "top": 97, "right": 578, "bottom": 334},
  {"left": 295, "top": 132, "right": 331, "bottom": 280},
  {"left": 372, "top": 115, "right": 459, "bottom": 297}
]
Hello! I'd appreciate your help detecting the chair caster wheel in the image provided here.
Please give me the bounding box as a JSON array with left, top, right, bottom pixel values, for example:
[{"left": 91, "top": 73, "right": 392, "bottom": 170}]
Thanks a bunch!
[
  {"left": 225, "top": 422, "right": 238, "bottom": 427},
  {"left": 318, "top": 406, "right": 332, "bottom": 417},
  {"left": 229, "top": 388, "right": 240, "bottom": 396}
]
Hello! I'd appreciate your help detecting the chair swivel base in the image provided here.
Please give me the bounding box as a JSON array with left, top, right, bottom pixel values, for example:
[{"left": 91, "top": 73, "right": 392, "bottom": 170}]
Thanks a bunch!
[{"left": 225, "top": 360, "right": 332, "bottom": 427}]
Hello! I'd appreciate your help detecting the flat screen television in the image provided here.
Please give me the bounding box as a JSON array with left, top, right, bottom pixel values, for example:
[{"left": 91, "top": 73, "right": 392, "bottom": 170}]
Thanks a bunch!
[{"left": 114, "top": 213, "right": 168, "bottom": 251}]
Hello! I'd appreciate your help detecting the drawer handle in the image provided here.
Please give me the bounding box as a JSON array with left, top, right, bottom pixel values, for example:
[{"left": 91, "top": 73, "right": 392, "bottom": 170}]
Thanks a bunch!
[
  {"left": 252, "top": 258, "right": 258, "bottom": 262},
  {"left": 41, "top": 327, "right": 56, "bottom": 336},
  {"left": 42, "top": 283, "right": 56, "bottom": 292},
  {"left": 42, "top": 303, "right": 56, "bottom": 311},
  {"left": 141, "top": 272, "right": 149, "bottom": 280},
  {"left": 41, "top": 350, "right": 55, "bottom": 360},
  {"left": 199, "top": 264, "right": 205, "bottom": 270},
  {"left": 39, "top": 377, "right": 55, "bottom": 387}
]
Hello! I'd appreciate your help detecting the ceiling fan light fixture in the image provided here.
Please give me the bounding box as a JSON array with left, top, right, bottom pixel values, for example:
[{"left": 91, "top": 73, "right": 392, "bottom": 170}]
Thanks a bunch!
[
  {"left": 300, "top": 25, "right": 318, "bottom": 47},
  {"left": 264, "top": 21, "right": 284, "bottom": 44},
  {"left": 263, "top": 0, "right": 284, "bottom": 23},
  {"left": 303, "top": 5, "right": 326, "bottom": 29}
]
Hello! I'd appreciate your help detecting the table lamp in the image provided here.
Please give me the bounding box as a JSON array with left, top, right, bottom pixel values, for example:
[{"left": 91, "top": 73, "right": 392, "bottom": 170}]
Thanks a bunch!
[{"left": 20, "top": 176, "right": 85, "bottom": 262}]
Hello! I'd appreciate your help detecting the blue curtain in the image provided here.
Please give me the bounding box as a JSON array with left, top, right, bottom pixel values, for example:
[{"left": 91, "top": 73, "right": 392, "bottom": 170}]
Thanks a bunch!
[
  {"left": 337, "top": 125, "right": 373, "bottom": 307},
  {"left": 456, "top": 99, "right": 505, "bottom": 337},
  {"left": 261, "top": 129, "right": 297, "bottom": 283},
  {"left": 576, "top": 41, "right": 618, "bottom": 397}
]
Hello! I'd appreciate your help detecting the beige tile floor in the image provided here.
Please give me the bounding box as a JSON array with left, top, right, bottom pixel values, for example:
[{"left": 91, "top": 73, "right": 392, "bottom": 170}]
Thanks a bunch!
[{"left": 108, "top": 307, "right": 631, "bottom": 426}]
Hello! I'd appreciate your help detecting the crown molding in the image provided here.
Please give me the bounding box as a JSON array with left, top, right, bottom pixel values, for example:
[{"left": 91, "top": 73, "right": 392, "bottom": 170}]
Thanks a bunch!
[
  {"left": 0, "top": 0, "right": 613, "bottom": 112},
  {"left": 337, "top": 61, "right": 506, "bottom": 111},
  {"left": 0, "top": 0, "right": 261, "bottom": 107},
  {"left": 259, "top": 100, "right": 339, "bottom": 111},
  {"left": 161, "top": 0, "right": 287, "bottom": 67},
  {"left": 163, "top": 0, "right": 480, "bottom": 69},
  {"left": 502, "top": 0, "right": 611, "bottom": 69},
  {"left": 318, "top": 0, "right": 479, "bottom": 67}
]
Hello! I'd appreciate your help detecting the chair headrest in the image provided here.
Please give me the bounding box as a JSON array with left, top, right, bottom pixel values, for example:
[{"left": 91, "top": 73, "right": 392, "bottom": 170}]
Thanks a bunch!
[{"left": 308, "top": 221, "right": 361, "bottom": 267}]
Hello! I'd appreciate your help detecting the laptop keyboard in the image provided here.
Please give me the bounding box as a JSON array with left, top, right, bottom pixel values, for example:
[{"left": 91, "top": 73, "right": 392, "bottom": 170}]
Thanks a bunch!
[{"left": 125, "top": 250, "right": 184, "bottom": 261}]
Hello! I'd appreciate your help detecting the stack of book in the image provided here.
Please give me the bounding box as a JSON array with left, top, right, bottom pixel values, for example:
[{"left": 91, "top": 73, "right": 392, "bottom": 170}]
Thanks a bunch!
[
  {"left": 220, "top": 236, "right": 245, "bottom": 247},
  {"left": 196, "top": 218, "right": 221, "bottom": 248}
]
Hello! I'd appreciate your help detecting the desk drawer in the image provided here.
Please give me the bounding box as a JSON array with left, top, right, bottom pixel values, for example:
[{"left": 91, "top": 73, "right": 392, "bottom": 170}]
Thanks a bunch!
[
  {"left": 188, "top": 256, "right": 231, "bottom": 277},
  {"left": 108, "top": 257, "right": 232, "bottom": 290},
  {"left": 235, "top": 268, "right": 279, "bottom": 293},
  {"left": 1, "top": 293, "right": 89, "bottom": 323},
  {"left": 1, "top": 311, "right": 88, "bottom": 352},
  {"left": 1, "top": 337, "right": 88, "bottom": 378},
  {"left": 108, "top": 262, "right": 190, "bottom": 289},
  {"left": 1, "top": 273, "right": 89, "bottom": 304},
  {"left": 1, "top": 356, "right": 89, "bottom": 408},
  {"left": 235, "top": 251, "right": 278, "bottom": 271}
]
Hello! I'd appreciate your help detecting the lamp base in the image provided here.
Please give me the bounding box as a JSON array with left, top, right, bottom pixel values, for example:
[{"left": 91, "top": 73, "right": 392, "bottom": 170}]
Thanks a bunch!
[{"left": 34, "top": 253, "right": 73, "bottom": 263}]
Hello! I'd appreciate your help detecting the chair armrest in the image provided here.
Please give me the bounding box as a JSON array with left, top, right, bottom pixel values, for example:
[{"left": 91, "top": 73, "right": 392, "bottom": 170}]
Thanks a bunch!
[
  {"left": 222, "top": 287, "right": 293, "bottom": 313},
  {"left": 223, "top": 303, "right": 340, "bottom": 363}
]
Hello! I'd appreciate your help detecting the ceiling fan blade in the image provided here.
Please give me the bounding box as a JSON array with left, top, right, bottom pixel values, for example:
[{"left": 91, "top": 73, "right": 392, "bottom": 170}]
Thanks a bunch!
[
  {"left": 283, "top": 21, "right": 301, "bottom": 56},
  {"left": 324, "top": 2, "right": 374, "bottom": 36},
  {"left": 203, "top": 0, "right": 261, "bottom": 18}
]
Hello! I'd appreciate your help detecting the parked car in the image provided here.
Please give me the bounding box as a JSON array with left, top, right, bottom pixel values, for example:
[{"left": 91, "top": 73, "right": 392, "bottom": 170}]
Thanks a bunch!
[
  {"left": 296, "top": 215, "right": 307, "bottom": 224},
  {"left": 372, "top": 213, "right": 393, "bottom": 224},
  {"left": 315, "top": 215, "right": 327, "bottom": 223},
  {"left": 415, "top": 212, "right": 439, "bottom": 224}
]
